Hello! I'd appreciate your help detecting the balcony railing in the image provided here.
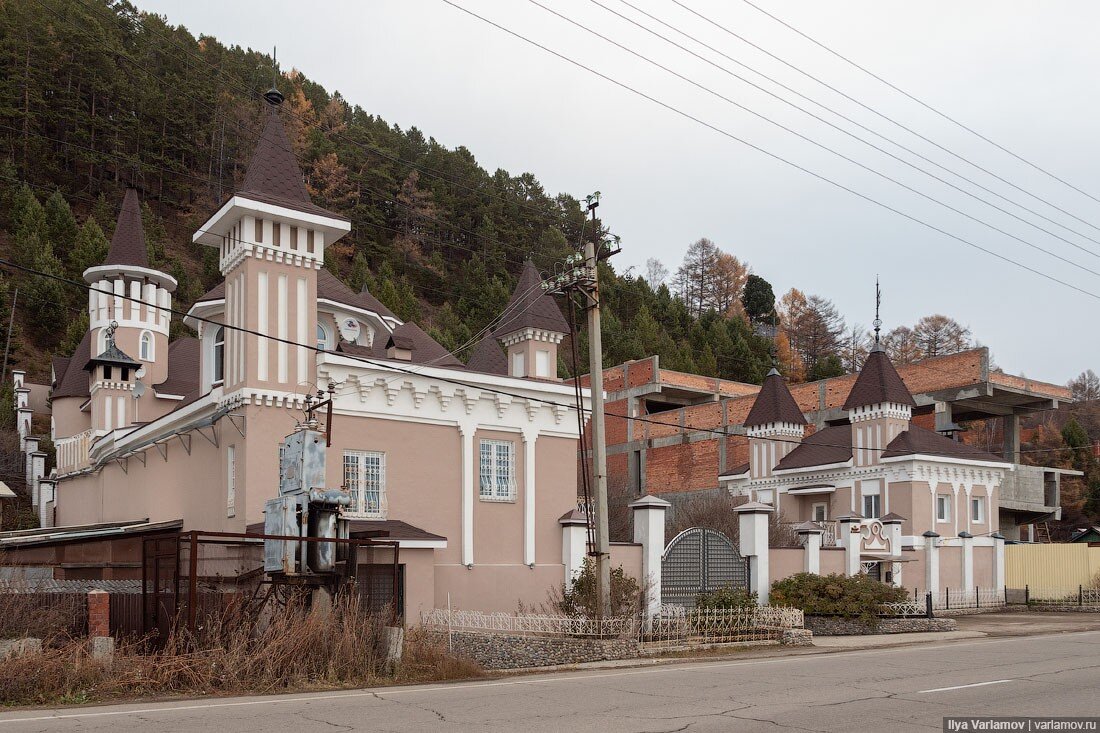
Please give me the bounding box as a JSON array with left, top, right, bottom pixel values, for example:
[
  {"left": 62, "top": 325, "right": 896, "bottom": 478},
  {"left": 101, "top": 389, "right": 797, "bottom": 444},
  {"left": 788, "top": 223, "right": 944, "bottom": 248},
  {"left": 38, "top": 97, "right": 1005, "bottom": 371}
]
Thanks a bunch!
[
  {"left": 783, "top": 521, "right": 839, "bottom": 547},
  {"left": 55, "top": 429, "right": 94, "bottom": 475}
]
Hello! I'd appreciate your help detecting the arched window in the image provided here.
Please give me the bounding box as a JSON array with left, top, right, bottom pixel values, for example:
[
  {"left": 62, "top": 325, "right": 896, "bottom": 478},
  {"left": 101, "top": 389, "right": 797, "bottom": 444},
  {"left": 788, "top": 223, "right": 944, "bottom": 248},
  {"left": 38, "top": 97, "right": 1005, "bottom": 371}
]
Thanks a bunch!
[
  {"left": 212, "top": 326, "right": 225, "bottom": 384},
  {"left": 316, "top": 322, "right": 331, "bottom": 351},
  {"left": 139, "top": 331, "right": 153, "bottom": 361}
]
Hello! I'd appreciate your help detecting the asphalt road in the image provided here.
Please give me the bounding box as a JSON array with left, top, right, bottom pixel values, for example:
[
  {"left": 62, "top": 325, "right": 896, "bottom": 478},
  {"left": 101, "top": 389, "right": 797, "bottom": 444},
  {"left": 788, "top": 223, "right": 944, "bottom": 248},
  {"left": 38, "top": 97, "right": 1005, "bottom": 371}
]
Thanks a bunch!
[{"left": 2, "top": 630, "right": 1098, "bottom": 732}]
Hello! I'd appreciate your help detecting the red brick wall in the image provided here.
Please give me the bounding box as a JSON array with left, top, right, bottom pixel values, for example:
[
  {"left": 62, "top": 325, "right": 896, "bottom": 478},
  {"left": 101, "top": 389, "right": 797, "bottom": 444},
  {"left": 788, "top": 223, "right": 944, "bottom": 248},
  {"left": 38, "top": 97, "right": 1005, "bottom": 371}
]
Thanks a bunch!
[
  {"left": 645, "top": 440, "right": 719, "bottom": 494},
  {"left": 87, "top": 590, "right": 109, "bottom": 637}
]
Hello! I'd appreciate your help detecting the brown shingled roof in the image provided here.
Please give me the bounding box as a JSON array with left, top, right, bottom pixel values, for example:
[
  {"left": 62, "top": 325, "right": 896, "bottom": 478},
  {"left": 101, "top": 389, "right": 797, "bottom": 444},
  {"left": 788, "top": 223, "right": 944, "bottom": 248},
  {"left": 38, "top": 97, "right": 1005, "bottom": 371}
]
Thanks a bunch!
[
  {"left": 52, "top": 331, "right": 92, "bottom": 399},
  {"left": 466, "top": 335, "right": 508, "bottom": 375},
  {"left": 386, "top": 323, "right": 464, "bottom": 368},
  {"left": 104, "top": 189, "right": 148, "bottom": 268},
  {"left": 236, "top": 109, "right": 344, "bottom": 221},
  {"left": 744, "top": 369, "right": 806, "bottom": 427},
  {"left": 154, "top": 338, "right": 200, "bottom": 397},
  {"left": 493, "top": 260, "right": 569, "bottom": 337},
  {"left": 881, "top": 425, "right": 1008, "bottom": 463},
  {"left": 774, "top": 425, "right": 853, "bottom": 471},
  {"left": 842, "top": 347, "right": 916, "bottom": 410}
]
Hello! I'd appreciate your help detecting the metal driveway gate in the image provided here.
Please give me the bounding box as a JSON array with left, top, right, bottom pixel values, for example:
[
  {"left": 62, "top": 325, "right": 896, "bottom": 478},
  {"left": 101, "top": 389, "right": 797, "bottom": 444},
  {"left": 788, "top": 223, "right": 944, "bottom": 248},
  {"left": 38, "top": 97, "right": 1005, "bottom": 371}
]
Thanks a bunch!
[{"left": 661, "top": 528, "right": 747, "bottom": 607}]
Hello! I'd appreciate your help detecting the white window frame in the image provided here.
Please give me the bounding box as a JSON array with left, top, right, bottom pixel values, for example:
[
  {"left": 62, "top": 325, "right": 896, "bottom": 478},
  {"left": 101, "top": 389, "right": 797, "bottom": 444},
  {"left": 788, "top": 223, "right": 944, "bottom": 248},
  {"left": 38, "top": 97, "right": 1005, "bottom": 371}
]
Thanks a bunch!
[
  {"left": 811, "top": 502, "right": 828, "bottom": 522},
  {"left": 861, "top": 479, "right": 882, "bottom": 519},
  {"left": 535, "top": 349, "right": 550, "bottom": 378},
  {"left": 936, "top": 494, "right": 951, "bottom": 523},
  {"left": 139, "top": 330, "right": 154, "bottom": 361},
  {"left": 343, "top": 450, "right": 386, "bottom": 518},
  {"left": 511, "top": 351, "right": 526, "bottom": 378},
  {"left": 479, "top": 439, "right": 516, "bottom": 502},
  {"left": 317, "top": 322, "right": 332, "bottom": 351},
  {"left": 226, "top": 444, "right": 236, "bottom": 518},
  {"left": 211, "top": 325, "right": 225, "bottom": 385},
  {"left": 970, "top": 496, "right": 985, "bottom": 524}
]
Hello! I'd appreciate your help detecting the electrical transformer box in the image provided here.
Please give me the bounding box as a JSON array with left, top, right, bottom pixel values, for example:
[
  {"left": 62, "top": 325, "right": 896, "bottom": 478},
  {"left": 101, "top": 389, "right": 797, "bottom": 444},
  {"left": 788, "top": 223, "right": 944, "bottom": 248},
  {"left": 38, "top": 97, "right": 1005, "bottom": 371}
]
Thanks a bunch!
[
  {"left": 264, "top": 493, "right": 308, "bottom": 574},
  {"left": 279, "top": 429, "right": 327, "bottom": 496}
]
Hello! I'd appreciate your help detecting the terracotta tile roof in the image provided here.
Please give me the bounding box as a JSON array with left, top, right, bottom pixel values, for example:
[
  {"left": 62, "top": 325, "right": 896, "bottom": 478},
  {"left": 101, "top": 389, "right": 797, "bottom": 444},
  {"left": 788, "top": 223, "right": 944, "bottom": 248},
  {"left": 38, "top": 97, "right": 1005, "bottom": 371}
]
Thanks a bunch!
[
  {"left": 466, "top": 335, "right": 508, "bottom": 375},
  {"left": 881, "top": 425, "right": 1007, "bottom": 463},
  {"left": 774, "top": 424, "right": 853, "bottom": 471},
  {"left": 744, "top": 368, "right": 807, "bottom": 427},
  {"left": 236, "top": 109, "right": 345, "bottom": 221},
  {"left": 52, "top": 331, "right": 92, "bottom": 399},
  {"left": 103, "top": 189, "right": 149, "bottom": 268},
  {"left": 842, "top": 347, "right": 916, "bottom": 410},
  {"left": 493, "top": 260, "right": 569, "bottom": 337},
  {"left": 154, "top": 338, "right": 200, "bottom": 397}
]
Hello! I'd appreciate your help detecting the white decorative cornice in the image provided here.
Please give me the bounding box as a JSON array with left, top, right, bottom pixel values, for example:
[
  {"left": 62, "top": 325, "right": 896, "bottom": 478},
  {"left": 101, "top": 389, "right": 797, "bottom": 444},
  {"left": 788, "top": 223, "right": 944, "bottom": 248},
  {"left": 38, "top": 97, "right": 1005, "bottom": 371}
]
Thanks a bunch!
[
  {"left": 499, "top": 327, "right": 565, "bottom": 347},
  {"left": 747, "top": 421, "right": 804, "bottom": 438},
  {"left": 849, "top": 402, "right": 912, "bottom": 423}
]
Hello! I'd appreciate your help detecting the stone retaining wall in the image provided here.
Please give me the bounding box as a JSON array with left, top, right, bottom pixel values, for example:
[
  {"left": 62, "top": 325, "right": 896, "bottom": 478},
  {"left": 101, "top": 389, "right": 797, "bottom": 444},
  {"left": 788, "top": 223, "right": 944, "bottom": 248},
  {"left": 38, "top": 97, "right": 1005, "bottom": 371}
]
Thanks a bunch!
[
  {"left": 805, "top": 616, "right": 957, "bottom": 636},
  {"left": 435, "top": 630, "right": 640, "bottom": 670}
]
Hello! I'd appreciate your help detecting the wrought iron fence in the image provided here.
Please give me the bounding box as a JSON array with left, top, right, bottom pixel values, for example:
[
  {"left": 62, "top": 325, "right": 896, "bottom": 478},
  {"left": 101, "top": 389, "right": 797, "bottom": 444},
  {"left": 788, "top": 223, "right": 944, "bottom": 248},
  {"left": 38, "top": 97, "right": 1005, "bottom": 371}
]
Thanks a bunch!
[
  {"left": 929, "top": 587, "right": 1007, "bottom": 611},
  {"left": 881, "top": 600, "right": 927, "bottom": 617},
  {"left": 421, "top": 606, "right": 804, "bottom": 648},
  {"left": 1018, "top": 586, "right": 1100, "bottom": 607}
]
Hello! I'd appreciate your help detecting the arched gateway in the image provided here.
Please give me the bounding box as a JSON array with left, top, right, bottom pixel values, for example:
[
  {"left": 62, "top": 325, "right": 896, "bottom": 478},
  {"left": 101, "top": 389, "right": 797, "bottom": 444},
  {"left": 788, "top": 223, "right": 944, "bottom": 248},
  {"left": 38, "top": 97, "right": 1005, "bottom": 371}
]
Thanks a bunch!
[{"left": 660, "top": 528, "right": 747, "bottom": 607}]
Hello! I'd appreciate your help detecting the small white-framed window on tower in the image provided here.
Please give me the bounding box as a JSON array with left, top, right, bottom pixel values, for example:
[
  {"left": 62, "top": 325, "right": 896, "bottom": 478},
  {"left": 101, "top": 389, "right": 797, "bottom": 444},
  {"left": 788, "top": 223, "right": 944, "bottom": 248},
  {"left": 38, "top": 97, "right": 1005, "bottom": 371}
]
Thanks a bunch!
[
  {"left": 970, "top": 496, "right": 985, "bottom": 523},
  {"left": 343, "top": 450, "right": 386, "bottom": 518},
  {"left": 535, "top": 349, "right": 550, "bottom": 378},
  {"left": 511, "top": 351, "right": 526, "bottom": 378},
  {"left": 226, "top": 445, "right": 236, "bottom": 518},
  {"left": 139, "top": 330, "right": 153, "bottom": 361},
  {"left": 317, "top": 322, "right": 331, "bottom": 351},
  {"left": 479, "top": 439, "right": 516, "bottom": 501},
  {"left": 812, "top": 502, "right": 828, "bottom": 522},
  {"left": 936, "top": 494, "right": 951, "bottom": 523},
  {"left": 211, "top": 326, "right": 225, "bottom": 385},
  {"left": 861, "top": 479, "right": 882, "bottom": 519}
]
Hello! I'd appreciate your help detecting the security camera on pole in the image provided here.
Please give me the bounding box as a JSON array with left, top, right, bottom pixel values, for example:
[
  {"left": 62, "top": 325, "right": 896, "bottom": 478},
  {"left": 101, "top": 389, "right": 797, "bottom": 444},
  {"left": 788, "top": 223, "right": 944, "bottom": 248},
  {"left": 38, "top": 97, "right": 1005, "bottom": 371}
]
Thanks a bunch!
[{"left": 544, "top": 192, "right": 621, "bottom": 618}]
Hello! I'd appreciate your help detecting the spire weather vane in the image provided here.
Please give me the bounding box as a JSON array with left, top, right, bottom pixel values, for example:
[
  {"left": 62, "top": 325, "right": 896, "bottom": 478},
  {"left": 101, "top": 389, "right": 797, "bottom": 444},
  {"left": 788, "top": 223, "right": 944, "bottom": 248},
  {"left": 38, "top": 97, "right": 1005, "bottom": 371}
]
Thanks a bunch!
[
  {"left": 263, "top": 46, "right": 284, "bottom": 107},
  {"left": 873, "top": 276, "right": 882, "bottom": 346}
]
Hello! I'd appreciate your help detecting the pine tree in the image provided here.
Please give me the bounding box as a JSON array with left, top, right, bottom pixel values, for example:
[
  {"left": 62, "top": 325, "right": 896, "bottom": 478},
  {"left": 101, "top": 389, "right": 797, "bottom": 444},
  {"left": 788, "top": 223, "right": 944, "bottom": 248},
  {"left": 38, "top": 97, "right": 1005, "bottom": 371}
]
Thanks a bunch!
[
  {"left": 141, "top": 202, "right": 167, "bottom": 267},
  {"left": 43, "top": 190, "right": 77, "bottom": 251},
  {"left": 69, "top": 217, "right": 109, "bottom": 277},
  {"left": 21, "top": 233, "right": 66, "bottom": 338}
]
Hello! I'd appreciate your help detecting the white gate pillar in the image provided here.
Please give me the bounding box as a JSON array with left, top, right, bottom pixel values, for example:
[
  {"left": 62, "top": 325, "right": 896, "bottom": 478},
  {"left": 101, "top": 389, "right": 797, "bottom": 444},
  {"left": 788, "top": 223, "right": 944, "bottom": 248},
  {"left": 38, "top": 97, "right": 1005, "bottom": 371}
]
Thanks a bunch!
[
  {"left": 991, "top": 532, "right": 1006, "bottom": 592},
  {"left": 558, "top": 507, "right": 587, "bottom": 587},
  {"left": 923, "top": 531, "right": 940, "bottom": 593},
  {"left": 630, "top": 495, "right": 670, "bottom": 618},
  {"left": 736, "top": 501, "right": 773, "bottom": 605},
  {"left": 795, "top": 522, "right": 823, "bottom": 574},
  {"left": 837, "top": 513, "right": 863, "bottom": 576},
  {"left": 959, "top": 531, "right": 974, "bottom": 591}
]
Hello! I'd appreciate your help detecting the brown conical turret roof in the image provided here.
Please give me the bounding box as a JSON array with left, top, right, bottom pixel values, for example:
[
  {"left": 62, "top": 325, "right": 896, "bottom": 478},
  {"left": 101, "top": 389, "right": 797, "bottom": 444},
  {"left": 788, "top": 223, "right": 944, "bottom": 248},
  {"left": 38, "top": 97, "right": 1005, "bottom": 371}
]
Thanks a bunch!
[
  {"left": 466, "top": 334, "right": 508, "bottom": 375},
  {"left": 493, "top": 260, "right": 569, "bottom": 337},
  {"left": 842, "top": 346, "right": 916, "bottom": 410},
  {"left": 744, "top": 368, "right": 806, "bottom": 427},
  {"left": 104, "top": 189, "right": 148, "bottom": 268},
  {"left": 236, "top": 107, "right": 345, "bottom": 220}
]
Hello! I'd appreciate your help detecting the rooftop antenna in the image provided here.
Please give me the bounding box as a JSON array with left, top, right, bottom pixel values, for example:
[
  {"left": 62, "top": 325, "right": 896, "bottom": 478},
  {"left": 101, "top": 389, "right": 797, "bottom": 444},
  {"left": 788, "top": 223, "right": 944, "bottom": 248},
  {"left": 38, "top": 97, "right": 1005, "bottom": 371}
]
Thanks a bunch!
[
  {"left": 872, "top": 275, "right": 883, "bottom": 350},
  {"left": 263, "top": 46, "right": 284, "bottom": 107}
]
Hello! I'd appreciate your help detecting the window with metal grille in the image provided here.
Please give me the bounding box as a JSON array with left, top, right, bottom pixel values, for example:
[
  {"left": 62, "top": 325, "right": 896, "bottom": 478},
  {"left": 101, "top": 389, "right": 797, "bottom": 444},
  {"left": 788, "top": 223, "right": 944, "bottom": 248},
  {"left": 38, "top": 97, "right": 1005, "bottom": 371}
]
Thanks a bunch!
[
  {"left": 479, "top": 439, "right": 516, "bottom": 501},
  {"left": 343, "top": 450, "right": 386, "bottom": 517}
]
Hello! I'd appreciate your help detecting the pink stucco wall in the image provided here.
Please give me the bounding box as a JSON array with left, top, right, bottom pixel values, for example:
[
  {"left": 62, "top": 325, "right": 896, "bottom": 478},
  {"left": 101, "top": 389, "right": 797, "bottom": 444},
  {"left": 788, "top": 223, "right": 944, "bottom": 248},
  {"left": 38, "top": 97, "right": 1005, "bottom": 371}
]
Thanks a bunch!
[{"left": 770, "top": 547, "right": 805, "bottom": 581}]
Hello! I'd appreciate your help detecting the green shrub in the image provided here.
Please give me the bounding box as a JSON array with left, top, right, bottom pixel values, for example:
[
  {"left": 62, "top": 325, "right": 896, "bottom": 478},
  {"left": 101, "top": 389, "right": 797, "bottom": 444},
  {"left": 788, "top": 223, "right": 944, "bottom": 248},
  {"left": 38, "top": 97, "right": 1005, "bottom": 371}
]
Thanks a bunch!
[
  {"left": 695, "top": 586, "right": 757, "bottom": 610},
  {"left": 770, "top": 572, "right": 908, "bottom": 621},
  {"left": 558, "top": 559, "right": 640, "bottom": 618}
]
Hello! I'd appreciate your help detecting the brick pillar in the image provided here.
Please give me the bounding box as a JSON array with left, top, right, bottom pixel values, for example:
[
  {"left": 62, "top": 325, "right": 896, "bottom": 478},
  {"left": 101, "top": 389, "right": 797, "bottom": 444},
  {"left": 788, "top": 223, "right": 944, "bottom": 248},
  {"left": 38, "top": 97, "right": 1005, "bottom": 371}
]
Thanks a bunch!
[{"left": 87, "top": 590, "right": 110, "bottom": 638}]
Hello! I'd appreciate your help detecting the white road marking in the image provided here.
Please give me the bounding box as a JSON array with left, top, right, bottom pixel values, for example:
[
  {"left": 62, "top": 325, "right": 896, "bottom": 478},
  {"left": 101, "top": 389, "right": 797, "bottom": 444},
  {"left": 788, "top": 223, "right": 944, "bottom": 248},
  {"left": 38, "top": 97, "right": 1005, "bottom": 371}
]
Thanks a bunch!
[
  {"left": 1, "top": 631, "right": 1095, "bottom": 724},
  {"left": 917, "top": 679, "right": 1014, "bottom": 694}
]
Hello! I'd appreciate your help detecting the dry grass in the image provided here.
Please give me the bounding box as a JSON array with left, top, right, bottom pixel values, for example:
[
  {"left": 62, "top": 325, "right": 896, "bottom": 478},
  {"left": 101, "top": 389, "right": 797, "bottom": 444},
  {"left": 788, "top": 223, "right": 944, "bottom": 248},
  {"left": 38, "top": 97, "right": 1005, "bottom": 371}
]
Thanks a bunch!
[{"left": 0, "top": 594, "right": 482, "bottom": 707}]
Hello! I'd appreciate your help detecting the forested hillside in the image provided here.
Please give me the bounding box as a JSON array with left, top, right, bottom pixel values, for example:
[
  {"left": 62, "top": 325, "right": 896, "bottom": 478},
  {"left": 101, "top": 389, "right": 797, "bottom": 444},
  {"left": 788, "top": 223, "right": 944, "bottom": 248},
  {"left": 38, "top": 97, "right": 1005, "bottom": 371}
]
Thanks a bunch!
[{"left": 1, "top": 0, "right": 976, "bottom": 388}]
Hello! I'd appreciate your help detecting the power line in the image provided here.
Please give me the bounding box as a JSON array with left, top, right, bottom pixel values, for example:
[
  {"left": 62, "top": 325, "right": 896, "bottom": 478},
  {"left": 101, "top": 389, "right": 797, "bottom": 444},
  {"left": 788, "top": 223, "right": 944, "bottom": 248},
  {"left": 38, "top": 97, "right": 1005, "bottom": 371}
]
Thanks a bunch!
[
  {"left": 680, "top": 0, "right": 1100, "bottom": 221},
  {"left": 0, "top": 257, "right": 1075, "bottom": 460},
  {"left": 441, "top": 0, "right": 1100, "bottom": 302},
  {"left": 595, "top": 0, "right": 1100, "bottom": 258},
  {"left": 526, "top": 0, "right": 1100, "bottom": 280}
]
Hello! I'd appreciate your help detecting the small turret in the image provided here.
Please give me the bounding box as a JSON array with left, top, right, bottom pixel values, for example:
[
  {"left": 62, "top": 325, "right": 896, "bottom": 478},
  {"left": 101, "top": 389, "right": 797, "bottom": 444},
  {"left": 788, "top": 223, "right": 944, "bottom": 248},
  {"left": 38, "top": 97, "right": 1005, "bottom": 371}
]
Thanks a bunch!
[{"left": 493, "top": 260, "right": 568, "bottom": 379}]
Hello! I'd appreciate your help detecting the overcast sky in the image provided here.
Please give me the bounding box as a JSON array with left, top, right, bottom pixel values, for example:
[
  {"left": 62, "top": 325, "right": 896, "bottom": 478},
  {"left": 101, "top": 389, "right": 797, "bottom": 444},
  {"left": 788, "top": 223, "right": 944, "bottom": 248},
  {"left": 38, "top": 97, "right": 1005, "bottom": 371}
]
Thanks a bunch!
[{"left": 136, "top": 0, "right": 1100, "bottom": 385}]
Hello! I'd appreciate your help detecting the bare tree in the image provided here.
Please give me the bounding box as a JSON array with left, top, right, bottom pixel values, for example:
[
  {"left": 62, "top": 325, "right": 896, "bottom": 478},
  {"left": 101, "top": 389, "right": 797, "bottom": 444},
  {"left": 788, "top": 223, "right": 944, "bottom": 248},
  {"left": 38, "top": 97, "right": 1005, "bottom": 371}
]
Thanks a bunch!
[
  {"left": 1069, "top": 369, "right": 1100, "bottom": 403},
  {"left": 672, "top": 238, "right": 721, "bottom": 318},
  {"left": 912, "top": 314, "right": 970, "bottom": 358},
  {"left": 644, "top": 257, "right": 668, "bottom": 286},
  {"left": 883, "top": 326, "right": 923, "bottom": 364},
  {"left": 840, "top": 324, "right": 870, "bottom": 373}
]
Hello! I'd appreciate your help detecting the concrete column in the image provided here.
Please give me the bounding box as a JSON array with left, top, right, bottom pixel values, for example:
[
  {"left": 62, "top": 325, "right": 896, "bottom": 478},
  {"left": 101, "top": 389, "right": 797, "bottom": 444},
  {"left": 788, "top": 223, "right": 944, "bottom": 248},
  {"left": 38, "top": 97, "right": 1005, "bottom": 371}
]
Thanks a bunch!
[
  {"left": 559, "top": 509, "right": 588, "bottom": 587},
  {"left": 881, "top": 514, "right": 905, "bottom": 559},
  {"left": 523, "top": 430, "right": 537, "bottom": 567},
  {"left": 795, "top": 522, "right": 823, "bottom": 574},
  {"left": 38, "top": 479, "right": 56, "bottom": 529},
  {"left": 87, "top": 590, "right": 115, "bottom": 661},
  {"left": 934, "top": 400, "right": 953, "bottom": 433},
  {"left": 630, "top": 495, "right": 671, "bottom": 617},
  {"left": 991, "top": 532, "right": 1006, "bottom": 591},
  {"left": 459, "top": 424, "right": 474, "bottom": 567},
  {"left": 736, "top": 501, "right": 773, "bottom": 605},
  {"left": 17, "top": 408, "right": 32, "bottom": 447},
  {"left": 1002, "top": 414, "right": 1021, "bottom": 464},
  {"left": 837, "top": 513, "right": 863, "bottom": 576},
  {"left": 959, "top": 532, "right": 974, "bottom": 590},
  {"left": 924, "top": 531, "right": 940, "bottom": 593},
  {"left": 23, "top": 436, "right": 38, "bottom": 482},
  {"left": 11, "top": 369, "right": 24, "bottom": 390},
  {"left": 14, "top": 387, "right": 28, "bottom": 410},
  {"left": 30, "top": 451, "right": 45, "bottom": 509}
]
